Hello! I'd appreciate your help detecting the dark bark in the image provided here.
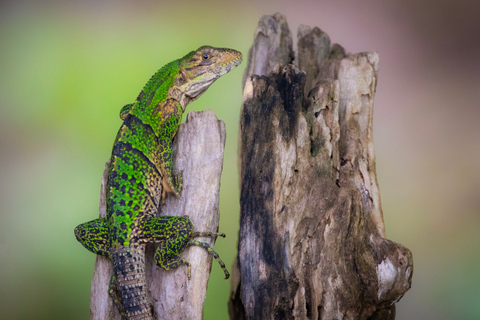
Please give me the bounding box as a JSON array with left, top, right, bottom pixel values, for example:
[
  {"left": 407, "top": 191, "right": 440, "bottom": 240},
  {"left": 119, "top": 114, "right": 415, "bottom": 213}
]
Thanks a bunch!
[{"left": 229, "top": 13, "right": 413, "bottom": 320}]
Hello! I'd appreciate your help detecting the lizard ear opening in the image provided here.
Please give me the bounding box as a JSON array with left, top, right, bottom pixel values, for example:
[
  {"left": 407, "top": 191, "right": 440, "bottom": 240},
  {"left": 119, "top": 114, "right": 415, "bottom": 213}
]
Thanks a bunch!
[{"left": 176, "top": 68, "right": 189, "bottom": 85}]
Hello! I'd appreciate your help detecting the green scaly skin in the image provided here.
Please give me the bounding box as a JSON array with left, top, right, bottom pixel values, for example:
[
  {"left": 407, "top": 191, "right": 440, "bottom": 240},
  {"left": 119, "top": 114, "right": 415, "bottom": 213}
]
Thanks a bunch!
[{"left": 74, "top": 46, "right": 242, "bottom": 320}]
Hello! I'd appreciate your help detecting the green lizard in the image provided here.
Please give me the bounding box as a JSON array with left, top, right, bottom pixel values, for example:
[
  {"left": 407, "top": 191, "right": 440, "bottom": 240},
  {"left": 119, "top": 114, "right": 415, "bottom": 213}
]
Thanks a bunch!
[{"left": 74, "top": 46, "right": 242, "bottom": 320}]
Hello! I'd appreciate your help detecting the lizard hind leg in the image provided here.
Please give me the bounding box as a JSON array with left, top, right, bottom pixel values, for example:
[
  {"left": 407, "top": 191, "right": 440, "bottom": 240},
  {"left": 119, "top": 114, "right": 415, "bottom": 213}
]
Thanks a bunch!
[
  {"left": 154, "top": 241, "right": 192, "bottom": 279},
  {"left": 74, "top": 218, "right": 110, "bottom": 258},
  {"left": 149, "top": 215, "right": 194, "bottom": 278},
  {"left": 191, "top": 231, "right": 226, "bottom": 238},
  {"left": 187, "top": 238, "right": 230, "bottom": 279}
]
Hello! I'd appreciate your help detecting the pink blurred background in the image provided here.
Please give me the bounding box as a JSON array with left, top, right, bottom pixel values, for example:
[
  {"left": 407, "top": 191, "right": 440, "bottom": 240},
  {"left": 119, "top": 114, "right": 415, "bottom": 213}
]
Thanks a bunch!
[{"left": 1, "top": 0, "right": 479, "bottom": 319}]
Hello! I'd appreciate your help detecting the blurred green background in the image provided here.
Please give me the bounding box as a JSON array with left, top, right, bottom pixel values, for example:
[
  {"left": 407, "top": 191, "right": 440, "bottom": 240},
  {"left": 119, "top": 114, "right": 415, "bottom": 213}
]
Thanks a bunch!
[{"left": 1, "top": 0, "right": 479, "bottom": 319}]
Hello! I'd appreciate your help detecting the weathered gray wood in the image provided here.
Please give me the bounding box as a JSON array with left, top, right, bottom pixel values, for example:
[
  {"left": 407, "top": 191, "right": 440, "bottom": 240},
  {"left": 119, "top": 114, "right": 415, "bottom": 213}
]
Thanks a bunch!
[
  {"left": 297, "top": 25, "right": 331, "bottom": 93},
  {"left": 229, "top": 13, "right": 413, "bottom": 320},
  {"left": 150, "top": 110, "right": 226, "bottom": 319},
  {"left": 90, "top": 160, "right": 120, "bottom": 320},
  {"left": 242, "top": 12, "right": 294, "bottom": 88},
  {"left": 89, "top": 110, "right": 226, "bottom": 320}
]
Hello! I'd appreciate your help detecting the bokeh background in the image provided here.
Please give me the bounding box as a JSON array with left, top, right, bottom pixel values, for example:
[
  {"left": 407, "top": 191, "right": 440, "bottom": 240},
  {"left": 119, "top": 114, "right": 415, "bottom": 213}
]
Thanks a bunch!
[{"left": 1, "top": 0, "right": 479, "bottom": 319}]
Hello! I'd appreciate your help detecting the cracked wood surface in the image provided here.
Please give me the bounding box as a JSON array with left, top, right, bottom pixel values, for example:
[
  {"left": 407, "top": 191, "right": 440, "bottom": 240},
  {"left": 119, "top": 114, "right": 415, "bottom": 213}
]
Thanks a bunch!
[{"left": 229, "top": 13, "right": 413, "bottom": 320}]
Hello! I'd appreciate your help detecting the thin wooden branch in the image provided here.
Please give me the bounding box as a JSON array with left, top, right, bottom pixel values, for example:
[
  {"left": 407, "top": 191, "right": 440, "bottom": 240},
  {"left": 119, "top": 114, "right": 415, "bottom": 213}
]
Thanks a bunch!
[{"left": 89, "top": 110, "right": 226, "bottom": 320}]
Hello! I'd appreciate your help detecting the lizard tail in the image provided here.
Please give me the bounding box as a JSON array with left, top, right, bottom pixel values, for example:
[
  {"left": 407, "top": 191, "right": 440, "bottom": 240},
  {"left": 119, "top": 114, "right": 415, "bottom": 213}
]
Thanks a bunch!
[{"left": 112, "top": 245, "right": 152, "bottom": 320}]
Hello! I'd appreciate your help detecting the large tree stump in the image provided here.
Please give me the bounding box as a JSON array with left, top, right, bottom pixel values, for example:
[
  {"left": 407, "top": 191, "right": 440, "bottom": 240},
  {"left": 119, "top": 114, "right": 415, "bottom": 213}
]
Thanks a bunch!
[
  {"left": 89, "top": 110, "right": 227, "bottom": 320},
  {"left": 229, "top": 13, "right": 413, "bottom": 320}
]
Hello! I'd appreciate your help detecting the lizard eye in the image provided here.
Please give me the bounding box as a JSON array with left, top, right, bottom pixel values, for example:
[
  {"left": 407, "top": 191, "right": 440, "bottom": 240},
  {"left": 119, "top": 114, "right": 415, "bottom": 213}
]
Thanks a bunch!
[{"left": 202, "top": 54, "right": 210, "bottom": 60}]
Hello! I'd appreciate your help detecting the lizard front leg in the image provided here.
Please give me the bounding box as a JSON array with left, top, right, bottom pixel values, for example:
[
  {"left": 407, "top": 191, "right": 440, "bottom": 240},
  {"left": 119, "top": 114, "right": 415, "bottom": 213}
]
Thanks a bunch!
[
  {"left": 153, "top": 99, "right": 183, "bottom": 198},
  {"left": 119, "top": 103, "right": 135, "bottom": 120},
  {"left": 157, "top": 135, "right": 183, "bottom": 198}
]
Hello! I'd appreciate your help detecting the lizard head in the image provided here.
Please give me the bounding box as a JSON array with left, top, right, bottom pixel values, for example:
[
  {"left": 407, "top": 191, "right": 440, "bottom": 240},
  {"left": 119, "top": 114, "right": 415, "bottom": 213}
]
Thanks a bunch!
[{"left": 173, "top": 46, "right": 243, "bottom": 106}]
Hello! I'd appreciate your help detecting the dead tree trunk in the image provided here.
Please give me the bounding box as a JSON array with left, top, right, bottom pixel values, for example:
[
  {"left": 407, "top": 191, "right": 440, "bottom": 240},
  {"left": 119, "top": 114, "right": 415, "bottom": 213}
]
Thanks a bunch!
[
  {"left": 229, "top": 13, "right": 413, "bottom": 320},
  {"left": 89, "top": 110, "right": 227, "bottom": 320}
]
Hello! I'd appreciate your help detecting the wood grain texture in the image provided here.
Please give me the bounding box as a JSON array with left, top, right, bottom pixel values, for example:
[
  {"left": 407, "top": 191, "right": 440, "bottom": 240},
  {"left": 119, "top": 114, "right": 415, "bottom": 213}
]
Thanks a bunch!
[{"left": 229, "top": 13, "right": 413, "bottom": 320}]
